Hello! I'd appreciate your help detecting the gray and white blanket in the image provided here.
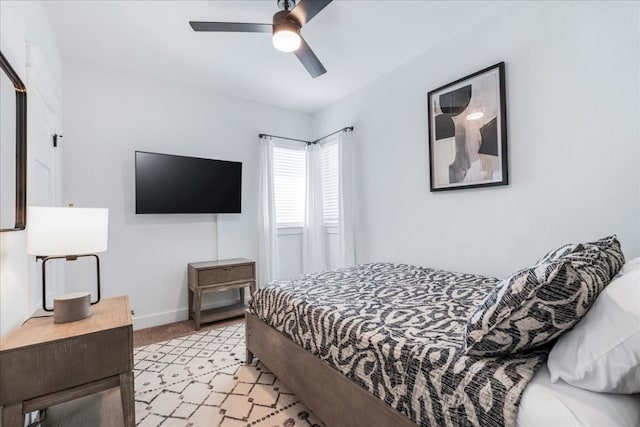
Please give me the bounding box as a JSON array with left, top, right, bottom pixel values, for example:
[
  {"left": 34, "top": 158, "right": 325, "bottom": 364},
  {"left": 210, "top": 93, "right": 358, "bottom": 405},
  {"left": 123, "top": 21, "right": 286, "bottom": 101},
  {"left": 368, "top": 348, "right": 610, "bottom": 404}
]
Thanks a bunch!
[{"left": 249, "top": 263, "right": 548, "bottom": 427}]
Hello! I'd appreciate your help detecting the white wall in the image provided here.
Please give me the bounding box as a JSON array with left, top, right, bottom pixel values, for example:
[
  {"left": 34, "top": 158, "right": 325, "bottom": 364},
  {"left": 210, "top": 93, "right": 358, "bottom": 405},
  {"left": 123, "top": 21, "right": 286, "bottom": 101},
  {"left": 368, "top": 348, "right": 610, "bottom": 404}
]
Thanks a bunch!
[
  {"left": 0, "top": 1, "right": 62, "bottom": 336},
  {"left": 275, "top": 229, "right": 337, "bottom": 280},
  {"left": 313, "top": 1, "right": 640, "bottom": 278},
  {"left": 278, "top": 231, "right": 303, "bottom": 279},
  {"left": 62, "top": 60, "right": 312, "bottom": 329}
]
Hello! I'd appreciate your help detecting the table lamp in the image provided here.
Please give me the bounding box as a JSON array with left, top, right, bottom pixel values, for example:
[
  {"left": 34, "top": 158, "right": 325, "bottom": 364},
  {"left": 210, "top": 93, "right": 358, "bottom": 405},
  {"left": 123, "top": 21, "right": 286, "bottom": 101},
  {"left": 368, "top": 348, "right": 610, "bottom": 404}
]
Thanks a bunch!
[{"left": 27, "top": 206, "right": 109, "bottom": 323}]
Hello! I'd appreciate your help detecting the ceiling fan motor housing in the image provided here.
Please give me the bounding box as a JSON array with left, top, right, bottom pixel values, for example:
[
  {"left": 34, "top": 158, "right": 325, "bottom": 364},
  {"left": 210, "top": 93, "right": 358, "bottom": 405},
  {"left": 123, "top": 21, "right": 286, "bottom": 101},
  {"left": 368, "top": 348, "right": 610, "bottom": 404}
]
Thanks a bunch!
[{"left": 273, "top": 10, "right": 301, "bottom": 34}]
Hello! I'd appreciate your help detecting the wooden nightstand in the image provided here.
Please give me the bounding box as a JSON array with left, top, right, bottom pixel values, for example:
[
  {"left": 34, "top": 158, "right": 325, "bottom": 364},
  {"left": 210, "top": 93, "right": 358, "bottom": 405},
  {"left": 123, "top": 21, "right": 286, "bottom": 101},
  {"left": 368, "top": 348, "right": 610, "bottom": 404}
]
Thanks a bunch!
[
  {"left": 0, "top": 296, "right": 134, "bottom": 427},
  {"left": 188, "top": 258, "right": 256, "bottom": 330}
]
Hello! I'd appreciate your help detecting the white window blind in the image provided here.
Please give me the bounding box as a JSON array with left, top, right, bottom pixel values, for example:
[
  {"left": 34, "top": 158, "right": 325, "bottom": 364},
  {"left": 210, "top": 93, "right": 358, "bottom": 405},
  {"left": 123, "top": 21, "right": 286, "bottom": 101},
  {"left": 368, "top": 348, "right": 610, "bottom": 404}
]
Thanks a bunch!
[
  {"left": 321, "top": 141, "right": 339, "bottom": 226},
  {"left": 273, "top": 145, "right": 306, "bottom": 227}
]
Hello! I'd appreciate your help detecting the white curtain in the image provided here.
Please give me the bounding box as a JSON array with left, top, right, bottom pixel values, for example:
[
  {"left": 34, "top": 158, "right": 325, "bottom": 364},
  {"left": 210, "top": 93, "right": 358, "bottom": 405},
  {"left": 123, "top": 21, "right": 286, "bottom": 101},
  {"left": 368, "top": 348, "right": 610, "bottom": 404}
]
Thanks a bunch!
[
  {"left": 257, "top": 136, "right": 279, "bottom": 288},
  {"left": 337, "top": 130, "right": 355, "bottom": 268},
  {"left": 302, "top": 143, "right": 327, "bottom": 272}
]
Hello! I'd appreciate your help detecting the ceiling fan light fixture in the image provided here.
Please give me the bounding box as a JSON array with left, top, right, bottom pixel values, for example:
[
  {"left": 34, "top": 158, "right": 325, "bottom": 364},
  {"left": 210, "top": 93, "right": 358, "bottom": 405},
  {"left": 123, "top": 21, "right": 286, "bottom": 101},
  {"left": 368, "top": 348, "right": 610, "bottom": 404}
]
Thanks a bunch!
[
  {"left": 273, "top": 29, "right": 301, "bottom": 52},
  {"left": 272, "top": 11, "right": 301, "bottom": 52}
]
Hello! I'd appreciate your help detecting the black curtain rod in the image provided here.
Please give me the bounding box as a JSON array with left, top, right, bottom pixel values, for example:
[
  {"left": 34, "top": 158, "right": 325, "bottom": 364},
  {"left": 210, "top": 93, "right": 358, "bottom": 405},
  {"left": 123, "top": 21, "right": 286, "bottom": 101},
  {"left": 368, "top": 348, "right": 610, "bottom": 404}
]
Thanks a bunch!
[
  {"left": 257, "top": 134, "right": 309, "bottom": 144},
  {"left": 312, "top": 126, "right": 354, "bottom": 144},
  {"left": 258, "top": 126, "right": 354, "bottom": 145}
]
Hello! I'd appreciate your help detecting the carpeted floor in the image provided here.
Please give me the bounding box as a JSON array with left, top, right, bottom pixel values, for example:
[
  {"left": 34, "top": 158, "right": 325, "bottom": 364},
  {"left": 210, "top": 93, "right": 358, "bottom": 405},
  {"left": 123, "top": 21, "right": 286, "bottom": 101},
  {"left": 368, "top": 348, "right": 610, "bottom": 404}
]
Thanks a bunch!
[{"left": 134, "top": 322, "right": 324, "bottom": 427}]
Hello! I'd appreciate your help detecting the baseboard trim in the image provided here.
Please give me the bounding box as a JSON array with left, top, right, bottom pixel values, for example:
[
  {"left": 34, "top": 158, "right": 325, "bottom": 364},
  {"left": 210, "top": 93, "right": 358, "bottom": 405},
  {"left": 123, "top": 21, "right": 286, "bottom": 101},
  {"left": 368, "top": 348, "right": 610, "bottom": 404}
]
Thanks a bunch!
[
  {"left": 132, "top": 294, "right": 249, "bottom": 330},
  {"left": 132, "top": 308, "right": 188, "bottom": 330}
]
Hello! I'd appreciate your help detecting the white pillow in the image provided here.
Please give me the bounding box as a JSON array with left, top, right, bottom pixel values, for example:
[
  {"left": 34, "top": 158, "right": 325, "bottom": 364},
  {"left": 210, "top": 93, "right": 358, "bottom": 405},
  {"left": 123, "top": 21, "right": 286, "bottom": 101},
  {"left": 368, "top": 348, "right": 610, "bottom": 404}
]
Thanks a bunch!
[{"left": 547, "top": 267, "right": 640, "bottom": 393}]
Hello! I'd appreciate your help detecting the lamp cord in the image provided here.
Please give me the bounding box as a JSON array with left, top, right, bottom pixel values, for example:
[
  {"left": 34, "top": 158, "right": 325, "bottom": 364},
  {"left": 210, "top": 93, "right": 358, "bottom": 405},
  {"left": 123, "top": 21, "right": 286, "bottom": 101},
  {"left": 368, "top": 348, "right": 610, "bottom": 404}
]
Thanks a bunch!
[{"left": 21, "top": 314, "right": 54, "bottom": 326}]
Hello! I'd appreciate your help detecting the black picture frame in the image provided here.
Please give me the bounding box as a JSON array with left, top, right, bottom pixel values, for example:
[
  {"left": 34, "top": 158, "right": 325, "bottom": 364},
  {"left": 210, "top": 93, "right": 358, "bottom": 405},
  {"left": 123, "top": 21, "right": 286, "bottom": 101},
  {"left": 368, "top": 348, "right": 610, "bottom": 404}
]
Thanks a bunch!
[
  {"left": 427, "top": 62, "right": 507, "bottom": 192},
  {"left": 0, "top": 50, "right": 27, "bottom": 231}
]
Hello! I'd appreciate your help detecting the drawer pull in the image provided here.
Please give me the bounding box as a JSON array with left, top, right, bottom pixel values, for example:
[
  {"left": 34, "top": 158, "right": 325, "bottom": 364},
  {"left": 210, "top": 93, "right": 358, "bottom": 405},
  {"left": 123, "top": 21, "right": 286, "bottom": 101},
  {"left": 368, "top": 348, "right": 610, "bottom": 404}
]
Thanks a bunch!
[{"left": 223, "top": 267, "right": 232, "bottom": 271}]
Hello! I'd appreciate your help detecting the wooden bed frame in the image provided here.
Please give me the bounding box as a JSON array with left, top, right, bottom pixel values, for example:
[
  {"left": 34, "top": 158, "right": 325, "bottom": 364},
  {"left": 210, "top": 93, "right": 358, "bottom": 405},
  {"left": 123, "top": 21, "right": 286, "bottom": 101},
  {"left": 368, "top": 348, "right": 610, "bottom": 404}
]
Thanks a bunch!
[{"left": 245, "top": 312, "right": 415, "bottom": 427}]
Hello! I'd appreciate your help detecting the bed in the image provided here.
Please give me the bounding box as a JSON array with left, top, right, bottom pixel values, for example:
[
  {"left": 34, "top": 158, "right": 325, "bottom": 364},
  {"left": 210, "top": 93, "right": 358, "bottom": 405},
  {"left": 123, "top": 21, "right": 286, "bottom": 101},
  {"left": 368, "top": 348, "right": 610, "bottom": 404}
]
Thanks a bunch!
[{"left": 246, "top": 238, "right": 640, "bottom": 427}]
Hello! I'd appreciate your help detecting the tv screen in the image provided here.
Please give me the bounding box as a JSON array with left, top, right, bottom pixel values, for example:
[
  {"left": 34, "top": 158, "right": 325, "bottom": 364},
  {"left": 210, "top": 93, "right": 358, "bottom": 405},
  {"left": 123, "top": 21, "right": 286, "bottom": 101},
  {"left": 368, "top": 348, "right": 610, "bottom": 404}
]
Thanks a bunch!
[{"left": 135, "top": 151, "right": 242, "bottom": 214}]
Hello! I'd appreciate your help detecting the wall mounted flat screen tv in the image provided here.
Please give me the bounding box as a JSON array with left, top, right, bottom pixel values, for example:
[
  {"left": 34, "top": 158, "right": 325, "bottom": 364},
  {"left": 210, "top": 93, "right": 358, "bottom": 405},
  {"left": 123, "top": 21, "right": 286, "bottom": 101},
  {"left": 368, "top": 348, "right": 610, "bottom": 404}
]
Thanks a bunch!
[{"left": 135, "top": 151, "right": 242, "bottom": 214}]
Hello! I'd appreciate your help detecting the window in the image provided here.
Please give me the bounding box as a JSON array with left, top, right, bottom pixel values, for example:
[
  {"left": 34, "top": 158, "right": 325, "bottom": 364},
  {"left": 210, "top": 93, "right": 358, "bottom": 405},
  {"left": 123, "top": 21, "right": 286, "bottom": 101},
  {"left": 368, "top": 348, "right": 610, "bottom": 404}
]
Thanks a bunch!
[
  {"left": 272, "top": 144, "right": 306, "bottom": 227},
  {"left": 320, "top": 141, "right": 339, "bottom": 227},
  {"left": 271, "top": 140, "right": 339, "bottom": 229}
]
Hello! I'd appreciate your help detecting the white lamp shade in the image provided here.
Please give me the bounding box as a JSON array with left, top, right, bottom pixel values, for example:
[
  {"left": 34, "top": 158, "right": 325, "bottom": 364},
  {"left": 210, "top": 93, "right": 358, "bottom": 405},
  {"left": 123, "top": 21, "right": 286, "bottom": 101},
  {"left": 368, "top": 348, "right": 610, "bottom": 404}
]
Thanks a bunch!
[{"left": 27, "top": 207, "right": 109, "bottom": 256}]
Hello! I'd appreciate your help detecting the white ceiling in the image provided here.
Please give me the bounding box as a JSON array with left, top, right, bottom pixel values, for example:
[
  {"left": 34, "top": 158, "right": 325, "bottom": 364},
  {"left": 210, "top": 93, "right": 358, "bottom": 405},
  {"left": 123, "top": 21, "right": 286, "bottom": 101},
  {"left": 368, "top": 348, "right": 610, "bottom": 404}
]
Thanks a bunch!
[{"left": 43, "top": 0, "right": 510, "bottom": 114}]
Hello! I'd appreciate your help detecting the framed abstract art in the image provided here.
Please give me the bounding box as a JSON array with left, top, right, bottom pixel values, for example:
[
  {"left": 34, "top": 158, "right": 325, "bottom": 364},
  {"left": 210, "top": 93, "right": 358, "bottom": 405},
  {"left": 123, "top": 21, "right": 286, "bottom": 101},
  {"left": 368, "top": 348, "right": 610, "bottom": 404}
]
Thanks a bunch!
[{"left": 427, "top": 62, "right": 508, "bottom": 192}]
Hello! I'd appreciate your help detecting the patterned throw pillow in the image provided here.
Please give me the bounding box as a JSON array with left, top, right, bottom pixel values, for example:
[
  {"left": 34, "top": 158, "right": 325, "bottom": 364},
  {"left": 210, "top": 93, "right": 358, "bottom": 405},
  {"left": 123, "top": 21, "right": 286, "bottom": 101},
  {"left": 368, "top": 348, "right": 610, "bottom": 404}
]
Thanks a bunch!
[
  {"left": 537, "top": 235, "right": 624, "bottom": 279},
  {"left": 464, "top": 236, "right": 624, "bottom": 357},
  {"left": 584, "top": 235, "right": 625, "bottom": 280},
  {"left": 536, "top": 242, "right": 585, "bottom": 264}
]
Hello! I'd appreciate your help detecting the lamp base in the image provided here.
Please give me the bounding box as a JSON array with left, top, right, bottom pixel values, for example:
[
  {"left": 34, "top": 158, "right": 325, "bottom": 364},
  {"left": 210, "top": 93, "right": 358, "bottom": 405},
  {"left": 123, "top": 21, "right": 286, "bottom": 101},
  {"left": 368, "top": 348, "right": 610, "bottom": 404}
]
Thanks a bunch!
[{"left": 53, "top": 292, "right": 92, "bottom": 323}]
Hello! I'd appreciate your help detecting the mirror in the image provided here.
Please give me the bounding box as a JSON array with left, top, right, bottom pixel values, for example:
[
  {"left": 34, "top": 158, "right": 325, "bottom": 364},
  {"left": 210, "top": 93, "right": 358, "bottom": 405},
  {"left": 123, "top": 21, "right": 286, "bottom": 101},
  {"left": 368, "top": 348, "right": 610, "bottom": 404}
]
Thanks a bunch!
[{"left": 0, "top": 51, "right": 27, "bottom": 231}]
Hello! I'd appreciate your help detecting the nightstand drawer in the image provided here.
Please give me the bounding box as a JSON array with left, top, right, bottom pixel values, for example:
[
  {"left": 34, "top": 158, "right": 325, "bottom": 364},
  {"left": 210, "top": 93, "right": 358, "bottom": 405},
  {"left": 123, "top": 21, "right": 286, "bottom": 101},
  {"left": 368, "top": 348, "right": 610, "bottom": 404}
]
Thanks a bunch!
[
  {"left": 197, "top": 264, "right": 254, "bottom": 285},
  {"left": 0, "top": 326, "right": 131, "bottom": 403}
]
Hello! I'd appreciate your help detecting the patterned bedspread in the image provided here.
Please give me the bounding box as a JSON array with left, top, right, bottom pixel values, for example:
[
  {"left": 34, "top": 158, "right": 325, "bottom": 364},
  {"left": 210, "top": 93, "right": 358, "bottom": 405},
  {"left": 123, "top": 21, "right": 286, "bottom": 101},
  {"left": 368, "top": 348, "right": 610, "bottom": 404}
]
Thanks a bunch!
[{"left": 249, "top": 263, "right": 548, "bottom": 427}]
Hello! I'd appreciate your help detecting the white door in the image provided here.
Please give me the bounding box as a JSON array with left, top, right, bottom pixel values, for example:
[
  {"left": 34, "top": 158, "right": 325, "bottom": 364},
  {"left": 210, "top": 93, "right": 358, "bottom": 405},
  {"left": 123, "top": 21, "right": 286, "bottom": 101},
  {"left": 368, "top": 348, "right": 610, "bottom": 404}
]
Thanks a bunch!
[{"left": 27, "top": 43, "right": 63, "bottom": 312}]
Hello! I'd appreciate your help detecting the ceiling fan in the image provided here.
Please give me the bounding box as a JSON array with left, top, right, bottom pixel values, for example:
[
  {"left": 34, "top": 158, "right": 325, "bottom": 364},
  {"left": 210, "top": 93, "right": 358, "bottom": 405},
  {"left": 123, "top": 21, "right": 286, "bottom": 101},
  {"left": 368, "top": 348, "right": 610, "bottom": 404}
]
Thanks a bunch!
[{"left": 190, "top": 0, "right": 331, "bottom": 78}]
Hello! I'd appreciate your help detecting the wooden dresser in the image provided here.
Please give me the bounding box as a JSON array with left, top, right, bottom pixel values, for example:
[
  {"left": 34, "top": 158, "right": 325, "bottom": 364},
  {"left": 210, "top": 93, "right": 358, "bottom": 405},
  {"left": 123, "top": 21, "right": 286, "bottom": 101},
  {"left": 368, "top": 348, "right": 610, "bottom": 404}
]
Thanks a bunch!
[
  {"left": 188, "top": 258, "right": 256, "bottom": 330},
  {"left": 0, "top": 296, "right": 134, "bottom": 426}
]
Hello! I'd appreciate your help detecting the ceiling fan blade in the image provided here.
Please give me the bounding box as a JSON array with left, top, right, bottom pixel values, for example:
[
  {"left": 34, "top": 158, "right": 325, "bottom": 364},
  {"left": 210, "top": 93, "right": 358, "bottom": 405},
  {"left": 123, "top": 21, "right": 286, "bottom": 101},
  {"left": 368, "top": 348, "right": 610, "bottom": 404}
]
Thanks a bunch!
[
  {"left": 288, "top": 0, "right": 332, "bottom": 27},
  {"left": 294, "top": 37, "right": 327, "bottom": 78},
  {"left": 189, "top": 21, "right": 272, "bottom": 33}
]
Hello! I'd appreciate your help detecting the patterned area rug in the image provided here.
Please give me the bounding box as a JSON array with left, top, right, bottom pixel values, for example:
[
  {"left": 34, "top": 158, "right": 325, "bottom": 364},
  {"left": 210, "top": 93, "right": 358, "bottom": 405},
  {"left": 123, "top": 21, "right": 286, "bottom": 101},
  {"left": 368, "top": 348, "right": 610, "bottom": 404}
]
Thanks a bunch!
[{"left": 134, "top": 323, "right": 324, "bottom": 427}]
